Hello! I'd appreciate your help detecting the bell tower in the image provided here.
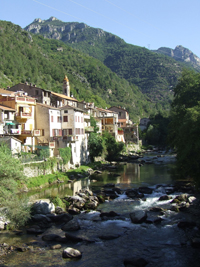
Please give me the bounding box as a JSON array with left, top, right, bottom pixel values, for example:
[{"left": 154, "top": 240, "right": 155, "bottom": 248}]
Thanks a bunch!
[{"left": 63, "top": 75, "right": 70, "bottom": 97}]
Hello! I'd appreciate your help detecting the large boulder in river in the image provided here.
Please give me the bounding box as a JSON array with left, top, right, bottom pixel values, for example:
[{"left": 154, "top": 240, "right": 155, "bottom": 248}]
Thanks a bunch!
[
  {"left": 130, "top": 210, "right": 147, "bottom": 224},
  {"left": 31, "top": 199, "right": 55, "bottom": 215},
  {"left": 138, "top": 187, "right": 153, "bottom": 194},
  {"left": 158, "top": 195, "right": 172, "bottom": 201},
  {"left": 62, "top": 247, "right": 82, "bottom": 258},
  {"left": 61, "top": 219, "right": 80, "bottom": 231}
]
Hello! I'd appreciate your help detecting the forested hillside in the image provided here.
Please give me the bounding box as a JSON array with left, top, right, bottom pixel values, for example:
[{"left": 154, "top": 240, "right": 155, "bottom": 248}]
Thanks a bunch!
[
  {"left": 25, "top": 17, "right": 197, "bottom": 110},
  {"left": 0, "top": 20, "right": 155, "bottom": 121}
]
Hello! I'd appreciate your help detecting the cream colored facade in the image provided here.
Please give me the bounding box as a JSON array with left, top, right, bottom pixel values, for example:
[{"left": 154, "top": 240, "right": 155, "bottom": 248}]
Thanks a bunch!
[{"left": 0, "top": 90, "right": 36, "bottom": 152}]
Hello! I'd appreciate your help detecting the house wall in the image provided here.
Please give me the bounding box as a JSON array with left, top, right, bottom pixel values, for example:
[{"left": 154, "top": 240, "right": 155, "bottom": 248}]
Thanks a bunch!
[
  {"left": 49, "top": 109, "right": 62, "bottom": 137},
  {"left": 10, "top": 138, "right": 21, "bottom": 155},
  {"left": 35, "top": 105, "right": 50, "bottom": 140},
  {"left": 9, "top": 83, "right": 51, "bottom": 105}
]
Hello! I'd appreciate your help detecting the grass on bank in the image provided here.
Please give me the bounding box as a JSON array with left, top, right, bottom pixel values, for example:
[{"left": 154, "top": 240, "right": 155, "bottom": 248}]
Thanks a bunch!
[{"left": 26, "top": 165, "right": 92, "bottom": 189}]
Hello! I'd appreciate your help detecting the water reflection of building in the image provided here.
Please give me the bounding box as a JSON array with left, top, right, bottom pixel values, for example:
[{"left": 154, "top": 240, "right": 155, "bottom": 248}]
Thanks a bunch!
[
  {"left": 116, "top": 164, "right": 140, "bottom": 184},
  {"left": 72, "top": 179, "right": 90, "bottom": 196}
]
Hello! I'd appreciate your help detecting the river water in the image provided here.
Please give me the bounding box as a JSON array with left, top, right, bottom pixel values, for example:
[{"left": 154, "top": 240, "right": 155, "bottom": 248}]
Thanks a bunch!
[{"left": 1, "top": 153, "right": 200, "bottom": 267}]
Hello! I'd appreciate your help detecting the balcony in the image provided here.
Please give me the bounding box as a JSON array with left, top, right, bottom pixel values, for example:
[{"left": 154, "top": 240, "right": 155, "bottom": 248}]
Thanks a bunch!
[
  {"left": 21, "top": 130, "right": 33, "bottom": 136},
  {"left": 16, "top": 112, "right": 32, "bottom": 120},
  {"left": 63, "top": 135, "right": 78, "bottom": 142},
  {"left": 10, "top": 128, "right": 21, "bottom": 135},
  {"left": 85, "top": 126, "right": 94, "bottom": 133},
  {"left": 16, "top": 96, "right": 36, "bottom": 104},
  {"left": 84, "top": 114, "right": 90, "bottom": 120}
]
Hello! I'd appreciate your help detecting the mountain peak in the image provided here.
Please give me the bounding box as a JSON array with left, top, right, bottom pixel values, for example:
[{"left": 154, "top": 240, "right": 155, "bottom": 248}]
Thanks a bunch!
[{"left": 153, "top": 45, "right": 200, "bottom": 69}]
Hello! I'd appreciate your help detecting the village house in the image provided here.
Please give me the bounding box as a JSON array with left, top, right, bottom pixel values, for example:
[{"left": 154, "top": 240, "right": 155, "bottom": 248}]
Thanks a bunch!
[
  {"left": 35, "top": 103, "right": 61, "bottom": 157},
  {"left": 108, "top": 106, "right": 132, "bottom": 127},
  {"left": 8, "top": 83, "right": 51, "bottom": 105},
  {"left": 96, "top": 107, "right": 118, "bottom": 139},
  {"left": 60, "top": 105, "right": 89, "bottom": 165},
  {"left": 123, "top": 125, "right": 139, "bottom": 144},
  {"left": 0, "top": 104, "right": 17, "bottom": 135},
  {"left": 0, "top": 136, "right": 22, "bottom": 155},
  {"left": 0, "top": 90, "right": 36, "bottom": 152},
  {"left": 0, "top": 74, "right": 130, "bottom": 164},
  {"left": 139, "top": 118, "right": 150, "bottom": 131}
]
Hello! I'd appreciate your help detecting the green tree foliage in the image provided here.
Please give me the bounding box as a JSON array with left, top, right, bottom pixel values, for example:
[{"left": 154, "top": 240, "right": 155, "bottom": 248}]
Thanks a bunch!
[
  {"left": 29, "top": 19, "right": 195, "bottom": 110},
  {"left": 143, "top": 113, "right": 170, "bottom": 147},
  {"left": 90, "top": 116, "right": 99, "bottom": 133},
  {"left": 88, "top": 133, "right": 104, "bottom": 162},
  {"left": 59, "top": 147, "right": 72, "bottom": 165},
  {"left": 169, "top": 70, "right": 200, "bottom": 184},
  {"left": 0, "top": 20, "right": 155, "bottom": 121},
  {"left": 102, "top": 131, "right": 125, "bottom": 162},
  {"left": 0, "top": 144, "right": 30, "bottom": 228}
]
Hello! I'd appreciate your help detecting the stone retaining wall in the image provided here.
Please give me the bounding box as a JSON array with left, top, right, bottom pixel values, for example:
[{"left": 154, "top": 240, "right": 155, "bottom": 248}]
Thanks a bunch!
[{"left": 23, "top": 161, "right": 71, "bottom": 178}]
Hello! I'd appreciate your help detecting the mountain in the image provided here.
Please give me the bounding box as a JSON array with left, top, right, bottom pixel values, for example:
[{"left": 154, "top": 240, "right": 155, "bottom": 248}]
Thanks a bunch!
[
  {"left": 0, "top": 20, "right": 154, "bottom": 121},
  {"left": 25, "top": 17, "right": 198, "bottom": 108},
  {"left": 152, "top": 45, "right": 200, "bottom": 70}
]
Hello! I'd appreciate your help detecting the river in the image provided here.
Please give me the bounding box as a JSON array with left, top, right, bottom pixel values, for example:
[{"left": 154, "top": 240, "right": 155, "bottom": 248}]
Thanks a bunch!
[{"left": 0, "top": 152, "right": 200, "bottom": 267}]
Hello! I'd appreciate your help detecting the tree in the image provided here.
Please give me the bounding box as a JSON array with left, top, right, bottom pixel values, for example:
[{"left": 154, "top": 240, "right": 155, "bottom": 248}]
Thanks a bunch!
[
  {"left": 102, "top": 131, "right": 125, "bottom": 162},
  {"left": 168, "top": 70, "right": 200, "bottom": 185},
  {"left": 88, "top": 133, "right": 104, "bottom": 162},
  {"left": 0, "top": 144, "right": 31, "bottom": 228}
]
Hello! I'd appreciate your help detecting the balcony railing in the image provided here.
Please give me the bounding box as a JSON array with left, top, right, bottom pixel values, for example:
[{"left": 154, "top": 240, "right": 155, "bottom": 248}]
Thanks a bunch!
[
  {"left": 16, "top": 96, "right": 35, "bottom": 104},
  {"left": 10, "top": 128, "right": 21, "bottom": 134},
  {"left": 21, "top": 130, "right": 33, "bottom": 135},
  {"left": 63, "top": 135, "right": 78, "bottom": 142},
  {"left": 16, "top": 112, "right": 32, "bottom": 119},
  {"left": 85, "top": 126, "right": 94, "bottom": 133}
]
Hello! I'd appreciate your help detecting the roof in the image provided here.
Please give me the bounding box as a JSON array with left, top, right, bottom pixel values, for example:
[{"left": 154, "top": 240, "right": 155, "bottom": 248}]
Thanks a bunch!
[
  {"left": 0, "top": 136, "right": 22, "bottom": 143},
  {"left": 0, "top": 105, "right": 16, "bottom": 112},
  {"left": 36, "top": 103, "right": 60, "bottom": 110},
  {"left": 37, "top": 137, "right": 49, "bottom": 144},
  {"left": 51, "top": 91, "right": 77, "bottom": 101},
  {"left": 0, "top": 88, "right": 15, "bottom": 96},
  {"left": 9, "top": 83, "right": 51, "bottom": 93},
  {"left": 96, "top": 107, "right": 117, "bottom": 113},
  {"left": 60, "top": 104, "right": 84, "bottom": 113}
]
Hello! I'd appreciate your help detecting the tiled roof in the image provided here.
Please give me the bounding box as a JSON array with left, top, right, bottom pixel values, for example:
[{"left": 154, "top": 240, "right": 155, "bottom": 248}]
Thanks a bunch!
[
  {"left": 0, "top": 105, "right": 16, "bottom": 111},
  {"left": 96, "top": 107, "right": 117, "bottom": 113},
  {"left": 36, "top": 103, "right": 60, "bottom": 110},
  {"left": 51, "top": 92, "right": 77, "bottom": 101},
  {"left": 0, "top": 89, "right": 15, "bottom": 95}
]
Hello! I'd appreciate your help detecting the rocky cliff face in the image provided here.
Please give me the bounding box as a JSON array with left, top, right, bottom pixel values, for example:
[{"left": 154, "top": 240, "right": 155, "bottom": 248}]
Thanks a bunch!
[
  {"left": 153, "top": 45, "right": 200, "bottom": 69},
  {"left": 25, "top": 17, "right": 97, "bottom": 42}
]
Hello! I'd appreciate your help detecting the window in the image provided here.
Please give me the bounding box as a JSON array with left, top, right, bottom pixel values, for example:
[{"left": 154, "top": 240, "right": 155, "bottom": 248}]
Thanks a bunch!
[
  {"left": 59, "top": 129, "right": 62, "bottom": 136},
  {"left": 78, "top": 116, "right": 80, "bottom": 122},
  {"left": 64, "top": 110, "right": 68, "bottom": 113},
  {"left": 119, "top": 112, "right": 122, "bottom": 117},
  {"left": 51, "top": 116, "right": 54, "bottom": 122},
  {"left": 81, "top": 117, "right": 83, "bottom": 123},
  {"left": 63, "top": 129, "right": 67, "bottom": 136},
  {"left": 69, "top": 129, "right": 72, "bottom": 135},
  {"left": 76, "top": 128, "right": 80, "bottom": 135},
  {"left": 63, "top": 116, "right": 68, "bottom": 122},
  {"left": 75, "top": 116, "right": 77, "bottom": 122},
  {"left": 57, "top": 116, "right": 61, "bottom": 123},
  {"left": 36, "top": 90, "right": 39, "bottom": 95}
]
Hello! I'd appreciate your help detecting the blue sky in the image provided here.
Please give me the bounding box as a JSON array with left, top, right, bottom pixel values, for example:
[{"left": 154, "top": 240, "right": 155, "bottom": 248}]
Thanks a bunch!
[{"left": 1, "top": 0, "right": 200, "bottom": 57}]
